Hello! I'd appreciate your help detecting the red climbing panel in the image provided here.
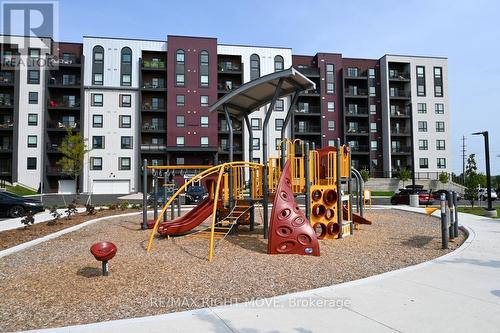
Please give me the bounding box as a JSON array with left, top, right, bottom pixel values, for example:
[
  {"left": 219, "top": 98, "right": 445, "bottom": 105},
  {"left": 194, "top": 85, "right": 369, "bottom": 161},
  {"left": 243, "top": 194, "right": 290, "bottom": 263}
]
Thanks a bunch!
[{"left": 267, "top": 160, "right": 320, "bottom": 256}]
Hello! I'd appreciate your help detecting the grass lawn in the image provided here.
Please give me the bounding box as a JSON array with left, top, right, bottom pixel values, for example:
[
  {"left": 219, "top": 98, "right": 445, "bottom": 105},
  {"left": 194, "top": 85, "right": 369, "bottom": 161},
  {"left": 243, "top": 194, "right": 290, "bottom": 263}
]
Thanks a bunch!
[
  {"left": 370, "top": 191, "right": 394, "bottom": 197},
  {"left": 457, "top": 207, "right": 500, "bottom": 218},
  {"left": 5, "top": 185, "right": 38, "bottom": 196}
]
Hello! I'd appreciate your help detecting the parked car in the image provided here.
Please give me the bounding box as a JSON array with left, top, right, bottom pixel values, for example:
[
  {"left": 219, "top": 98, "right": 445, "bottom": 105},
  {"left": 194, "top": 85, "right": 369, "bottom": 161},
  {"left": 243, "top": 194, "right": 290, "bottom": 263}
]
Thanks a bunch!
[
  {"left": 432, "top": 189, "right": 462, "bottom": 201},
  {"left": 185, "top": 185, "right": 208, "bottom": 204},
  {"left": 0, "top": 191, "right": 45, "bottom": 217},
  {"left": 147, "top": 187, "right": 177, "bottom": 206},
  {"left": 478, "top": 188, "right": 498, "bottom": 201},
  {"left": 390, "top": 188, "right": 433, "bottom": 205}
]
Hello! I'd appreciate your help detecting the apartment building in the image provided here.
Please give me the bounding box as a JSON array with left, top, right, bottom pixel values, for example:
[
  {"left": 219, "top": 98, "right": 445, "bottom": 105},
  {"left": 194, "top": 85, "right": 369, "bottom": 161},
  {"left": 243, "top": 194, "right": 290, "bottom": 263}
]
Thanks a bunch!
[{"left": 0, "top": 34, "right": 451, "bottom": 194}]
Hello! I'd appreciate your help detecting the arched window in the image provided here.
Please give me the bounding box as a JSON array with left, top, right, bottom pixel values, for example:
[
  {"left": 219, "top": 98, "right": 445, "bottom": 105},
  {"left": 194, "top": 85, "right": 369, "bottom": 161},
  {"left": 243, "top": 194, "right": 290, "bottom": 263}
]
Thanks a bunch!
[
  {"left": 92, "top": 45, "right": 104, "bottom": 85},
  {"left": 199, "top": 50, "right": 209, "bottom": 87},
  {"left": 175, "top": 49, "right": 185, "bottom": 86},
  {"left": 120, "top": 47, "right": 132, "bottom": 87},
  {"left": 250, "top": 54, "right": 260, "bottom": 80},
  {"left": 274, "top": 55, "right": 284, "bottom": 72}
]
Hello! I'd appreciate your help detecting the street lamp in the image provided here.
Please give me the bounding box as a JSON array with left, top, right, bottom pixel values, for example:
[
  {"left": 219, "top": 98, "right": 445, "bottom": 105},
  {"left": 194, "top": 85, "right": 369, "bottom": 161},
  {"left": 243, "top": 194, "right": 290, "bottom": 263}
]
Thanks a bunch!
[{"left": 472, "top": 131, "right": 497, "bottom": 217}]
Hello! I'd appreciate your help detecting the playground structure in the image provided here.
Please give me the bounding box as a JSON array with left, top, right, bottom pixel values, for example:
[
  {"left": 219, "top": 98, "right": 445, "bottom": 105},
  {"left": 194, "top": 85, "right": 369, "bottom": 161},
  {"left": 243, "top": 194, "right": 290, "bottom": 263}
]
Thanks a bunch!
[{"left": 142, "top": 68, "right": 372, "bottom": 261}]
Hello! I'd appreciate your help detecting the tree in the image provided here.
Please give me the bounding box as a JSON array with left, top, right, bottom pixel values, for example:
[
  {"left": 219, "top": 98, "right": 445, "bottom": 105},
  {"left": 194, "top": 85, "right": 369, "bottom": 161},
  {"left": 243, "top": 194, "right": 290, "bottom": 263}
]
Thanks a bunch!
[
  {"left": 399, "top": 168, "right": 411, "bottom": 188},
  {"left": 57, "top": 128, "right": 89, "bottom": 194},
  {"left": 439, "top": 172, "right": 449, "bottom": 189},
  {"left": 360, "top": 168, "right": 370, "bottom": 183},
  {"left": 464, "top": 154, "right": 480, "bottom": 207}
]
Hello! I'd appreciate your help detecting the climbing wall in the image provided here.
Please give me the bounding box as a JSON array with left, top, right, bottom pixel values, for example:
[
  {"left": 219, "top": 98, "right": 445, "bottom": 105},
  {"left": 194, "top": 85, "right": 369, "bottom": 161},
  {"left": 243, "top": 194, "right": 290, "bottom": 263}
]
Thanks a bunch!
[
  {"left": 310, "top": 185, "right": 340, "bottom": 240},
  {"left": 267, "top": 160, "right": 320, "bottom": 256}
]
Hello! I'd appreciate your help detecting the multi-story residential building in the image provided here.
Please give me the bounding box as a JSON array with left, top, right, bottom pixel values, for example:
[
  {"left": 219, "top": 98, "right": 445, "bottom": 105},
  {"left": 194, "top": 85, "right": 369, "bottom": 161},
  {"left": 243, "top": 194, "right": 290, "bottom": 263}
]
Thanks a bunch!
[{"left": 0, "top": 34, "right": 451, "bottom": 194}]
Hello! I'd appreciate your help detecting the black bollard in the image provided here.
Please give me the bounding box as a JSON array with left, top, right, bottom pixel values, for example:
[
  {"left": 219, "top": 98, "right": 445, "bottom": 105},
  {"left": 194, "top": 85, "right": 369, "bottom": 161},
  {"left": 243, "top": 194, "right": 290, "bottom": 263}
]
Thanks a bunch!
[
  {"left": 453, "top": 191, "right": 459, "bottom": 237},
  {"left": 440, "top": 193, "right": 448, "bottom": 249},
  {"left": 448, "top": 191, "right": 455, "bottom": 239}
]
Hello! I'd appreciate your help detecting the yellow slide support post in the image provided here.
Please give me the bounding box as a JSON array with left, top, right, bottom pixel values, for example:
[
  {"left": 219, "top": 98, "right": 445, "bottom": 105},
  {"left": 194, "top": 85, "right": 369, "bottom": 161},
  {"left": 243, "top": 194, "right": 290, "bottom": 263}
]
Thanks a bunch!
[{"left": 208, "top": 165, "right": 225, "bottom": 262}]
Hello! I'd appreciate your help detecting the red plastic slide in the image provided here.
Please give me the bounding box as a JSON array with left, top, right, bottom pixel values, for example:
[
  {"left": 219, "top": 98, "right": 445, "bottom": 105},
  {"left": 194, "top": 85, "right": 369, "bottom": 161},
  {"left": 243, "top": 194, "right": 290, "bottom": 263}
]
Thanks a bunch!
[
  {"left": 343, "top": 205, "right": 372, "bottom": 225},
  {"left": 157, "top": 198, "right": 215, "bottom": 236}
]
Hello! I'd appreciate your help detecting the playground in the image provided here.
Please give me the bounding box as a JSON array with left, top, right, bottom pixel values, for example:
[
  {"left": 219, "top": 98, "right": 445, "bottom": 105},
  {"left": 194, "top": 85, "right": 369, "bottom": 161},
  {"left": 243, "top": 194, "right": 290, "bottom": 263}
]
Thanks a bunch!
[{"left": 0, "top": 208, "right": 464, "bottom": 332}]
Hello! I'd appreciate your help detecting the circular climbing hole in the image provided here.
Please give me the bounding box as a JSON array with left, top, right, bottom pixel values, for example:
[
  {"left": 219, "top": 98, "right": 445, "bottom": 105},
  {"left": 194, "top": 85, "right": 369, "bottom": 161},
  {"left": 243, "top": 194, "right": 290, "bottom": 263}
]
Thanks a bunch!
[
  {"left": 278, "top": 208, "right": 291, "bottom": 220},
  {"left": 297, "top": 234, "right": 312, "bottom": 246},
  {"left": 277, "top": 240, "right": 296, "bottom": 253},
  {"left": 327, "top": 222, "right": 340, "bottom": 236},
  {"left": 312, "top": 204, "right": 326, "bottom": 218},
  {"left": 276, "top": 226, "right": 293, "bottom": 237},
  {"left": 324, "top": 189, "right": 338, "bottom": 206},
  {"left": 325, "top": 208, "right": 335, "bottom": 220},
  {"left": 312, "top": 189, "right": 322, "bottom": 202},
  {"left": 280, "top": 191, "right": 289, "bottom": 201},
  {"left": 291, "top": 216, "right": 305, "bottom": 227},
  {"left": 313, "top": 223, "right": 327, "bottom": 240}
]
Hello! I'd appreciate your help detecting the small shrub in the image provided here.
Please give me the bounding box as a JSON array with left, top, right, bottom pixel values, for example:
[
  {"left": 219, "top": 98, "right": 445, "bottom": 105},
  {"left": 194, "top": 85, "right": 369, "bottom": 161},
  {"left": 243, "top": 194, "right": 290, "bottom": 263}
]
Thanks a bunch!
[
  {"left": 20, "top": 211, "right": 35, "bottom": 229},
  {"left": 65, "top": 200, "right": 78, "bottom": 220},
  {"left": 119, "top": 201, "right": 129, "bottom": 211},
  {"left": 48, "top": 205, "right": 62, "bottom": 225},
  {"left": 85, "top": 204, "right": 96, "bottom": 215},
  {"left": 108, "top": 203, "right": 117, "bottom": 210},
  {"left": 131, "top": 203, "right": 141, "bottom": 210}
]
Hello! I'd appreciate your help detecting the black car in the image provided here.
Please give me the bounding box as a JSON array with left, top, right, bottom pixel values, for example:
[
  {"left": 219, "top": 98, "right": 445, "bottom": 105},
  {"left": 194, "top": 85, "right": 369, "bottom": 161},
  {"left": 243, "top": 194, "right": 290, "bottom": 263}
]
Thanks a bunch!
[
  {"left": 432, "top": 189, "right": 462, "bottom": 201},
  {"left": 0, "top": 192, "right": 45, "bottom": 217},
  {"left": 185, "top": 186, "right": 208, "bottom": 204},
  {"left": 147, "top": 187, "right": 177, "bottom": 206}
]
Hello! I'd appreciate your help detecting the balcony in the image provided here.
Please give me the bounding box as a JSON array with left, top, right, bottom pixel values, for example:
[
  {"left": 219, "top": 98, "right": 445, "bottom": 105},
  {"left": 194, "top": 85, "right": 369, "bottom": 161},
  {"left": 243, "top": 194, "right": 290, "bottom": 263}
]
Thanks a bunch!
[
  {"left": 350, "top": 145, "right": 369, "bottom": 153},
  {"left": 142, "top": 123, "right": 165, "bottom": 132},
  {"left": 141, "top": 144, "right": 166, "bottom": 152},
  {"left": 47, "top": 142, "right": 62, "bottom": 153},
  {"left": 48, "top": 99, "right": 80, "bottom": 110},
  {"left": 295, "top": 124, "right": 321, "bottom": 134},
  {"left": 218, "top": 63, "right": 242, "bottom": 74},
  {"left": 390, "top": 127, "right": 410, "bottom": 135},
  {"left": 389, "top": 72, "right": 410, "bottom": 81},
  {"left": 344, "top": 69, "right": 367, "bottom": 79},
  {"left": 0, "top": 97, "right": 13, "bottom": 108},
  {"left": 391, "top": 146, "right": 412, "bottom": 154},
  {"left": 218, "top": 82, "right": 241, "bottom": 93},
  {"left": 219, "top": 144, "right": 243, "bottom": 153},
  {"left": 142, "top": 60, "right": 166, "bottom": 70},
  {"left": 389, "top": 90, "right": 411, "bottom": 99},
  {"left": 218, "top": 123, "right": 243, "bottom": 133},
  {"left": 345, "top": 107, "right": 368, "bottom": 116},
  {"left": 295, "top": 105, "right": 321, "bottom": 115},
  {"left": 0, "top": 120, "right": 14, "bottom": 130},
  {"left": 142, "top": 102, "right": 165, "bottom": 112},
  {"left": 50, "top": 55, "right": 81, "bottom": 67},
  {"left": 390, "top": 108, "right": 411, "bottom": 117},
  {"left": 48, "top": 77, "right": 81, "bottom": 89},
  {"left": 346, "top": 126, "right": 369, "bottom": 134},
  {"left": 46, "top": 166, "right": 64, "bottom": 175},
  {"left": 299, "top": 89, "right": 320, "bottom": 96},
  {"left": 345, "top": 88, "right": 368, "bottom": 97},
  {"left": 141, "top": 81, "right": 166, "bottom": 91},
  {"left": 297, "top": 67, "right": 320, "bottom": 77},
  {"left": 0, "top": 72, "right": 14, "bottom": 86}
]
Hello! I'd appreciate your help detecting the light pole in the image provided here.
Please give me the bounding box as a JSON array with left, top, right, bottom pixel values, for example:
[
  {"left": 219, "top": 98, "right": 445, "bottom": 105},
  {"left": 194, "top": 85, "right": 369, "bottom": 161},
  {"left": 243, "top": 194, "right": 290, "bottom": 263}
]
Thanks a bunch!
[{"left": 472, "top": 131, "right": 496, "bottom": 217}]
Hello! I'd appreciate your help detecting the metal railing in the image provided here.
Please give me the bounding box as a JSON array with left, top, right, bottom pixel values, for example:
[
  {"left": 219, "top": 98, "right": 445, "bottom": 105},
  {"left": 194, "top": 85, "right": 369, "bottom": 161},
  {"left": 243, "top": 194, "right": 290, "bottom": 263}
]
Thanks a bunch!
[
  {"left": 296, "top": 106, "right": 321, "bottom": 114},
  {"left": 218, "top": 63, "right": 241, "bottom": 72},
  {"left": 142, "top": 124, "right": 165, "bottom": 131},
  {"left": 51, "top": 55, "right": 81, "bottom": 65},
  {"left": 217, "top": 83, "right": 241, "bottom": 91},
  {"left": 295, "top": 124, "right": 321, "bottom": 133},
  {"left": 141, "top": 144, "right": 166, "bottom": 151},
  {"left": 346, "top": 126, "right": 369, "bottom": 134},
  {"left": 0, "top": 72, "right": 14, "bottom": 84},
  {"left": 0, "top": 121, "right": 14, "bottom": 128},
  {"left": 142, "top": 102, "right": 165, "bottom": 110},
  {"left": 344, "top": 69, "right": 367, "bottom": 78},
  {"left": 0, "top": 145, "right": 12, "bottom": 151},
  {"left": 142, "top": 60, "right": 166, "bottom": 69},
  {"left": 350, "top": 145, "right": 369, "bottom": 152},
  {"left": 391, "top": 146, "right": 411, "bottom": 153},
  {"left": 390, "top": 128, "right": 410, "bottom": 134},
  {"left": 345, "top": 88, "right": 368, "bottom": 96},
  {"left": 142, "top": 81, "right": 166, "bottom": 89},
  {"left": 48, "top": 78, "right": 81, "bottom": 86},
  {"left": 390, "top": 90, "right": 411, "bottom": 98},
  {"left": 390, "top": 108, "right": 411, "bottom": 116},
  {"left": 47, "top": 121, "right": 79, "bottom": 129},
  {"left": 297, "top": 67, "right": 320, "bottom": 76},
  {"left": 389, "top": 72, "right": 410, "bottom": 80},
  {"left": 219, "top": 144, "right": 242, "bottom": 152},
  {"left": 48, "top": 99, "right": 80, "bottom": 108},
  {"left": 346, "top": 107, "right": 368, "bottom": 115}
]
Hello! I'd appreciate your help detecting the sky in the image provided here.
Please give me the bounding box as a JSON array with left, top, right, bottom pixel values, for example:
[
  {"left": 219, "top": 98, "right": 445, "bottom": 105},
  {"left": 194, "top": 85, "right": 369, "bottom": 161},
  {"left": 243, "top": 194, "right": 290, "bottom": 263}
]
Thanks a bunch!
[{"left": 17, "top": 0, "right": 500, "bottom": 174}]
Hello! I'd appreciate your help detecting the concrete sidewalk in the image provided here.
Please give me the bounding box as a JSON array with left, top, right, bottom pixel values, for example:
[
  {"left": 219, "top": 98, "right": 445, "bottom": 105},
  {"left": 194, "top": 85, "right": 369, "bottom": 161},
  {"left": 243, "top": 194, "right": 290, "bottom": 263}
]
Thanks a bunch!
[
  {"left": 22, "top": 207, "right": 500, "bottom": 333},
  {"left": 0, "top": 208, "right": 86, "bottom": 232}
]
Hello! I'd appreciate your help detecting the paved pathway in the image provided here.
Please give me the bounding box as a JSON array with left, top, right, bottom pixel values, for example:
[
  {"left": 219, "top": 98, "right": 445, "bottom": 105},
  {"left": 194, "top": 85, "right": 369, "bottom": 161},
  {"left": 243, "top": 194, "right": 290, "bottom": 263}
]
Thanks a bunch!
[{"left": 20, "top": 207, "right": 500, "bottom": 332}]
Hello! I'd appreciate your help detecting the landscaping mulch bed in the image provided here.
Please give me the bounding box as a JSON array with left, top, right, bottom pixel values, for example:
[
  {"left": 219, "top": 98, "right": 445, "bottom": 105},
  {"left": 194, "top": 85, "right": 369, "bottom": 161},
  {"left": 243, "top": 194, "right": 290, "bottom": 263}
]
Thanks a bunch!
[
  {"left": 0, "top": 209, "right": 465, "bottom": 332},
  {"left": 0, "top": 208, "right": 141, "bottom": 250}
]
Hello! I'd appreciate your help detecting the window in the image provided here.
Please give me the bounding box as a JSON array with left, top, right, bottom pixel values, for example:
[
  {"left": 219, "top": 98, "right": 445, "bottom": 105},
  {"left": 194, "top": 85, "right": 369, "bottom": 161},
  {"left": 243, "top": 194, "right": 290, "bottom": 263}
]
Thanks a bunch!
[
  {"left": 328, "top": 120, "right": 335, "bottom": 131},
  {"left": 120, "top": 94, "right": 131, "bottom": 107},
  {"left": 119, "top": 157, "right": 131, "bottom": 170},
  {"left": 369, "top": 87, "right": 376, "bottom": 96},
  {"left": 199, "top": 50, "right": 209, "bottom": 87},
  {"left": 28, "top": 92, "right": 38, "bottom": 104},
  {"left": 200, "top": 95, "right": 209, "bottom": 107},
  {"left": 93, "top": 115, "right": 103, "bottom": 128},
  {"left": 176, "top": 94, "right": 185, "bottom": 107},
  {"left": 368, "top": 68, "right": 376, "bottom": 78},
  {"left": 436, "top": 140, "right": 446, "bottom": 150},
  {"left": 28, "top": 113, "right": 38, "bottom": 126},
  {"left": 370, "top": 140, "right": 378, "bottom": 151},
  {"left": 92, "top": 136, "right": 105, "bottom": 149},
  {"left": 92, "top": 46, "right": 104, "bottom": 85},
  {"left": 417, "top": 103, "right": 427, "bottom": 114},
  {"left": 416, "top": 66, "right": 426, "bottom": 96},
  {"left": 252, "top": 158, "right": 260, "bottom": 164},
  {"left": 176, "top": 157, "right": 185, "bottom": 165},
  {"left": 327, "top": 101, "right": 335, "bottom": 112},
  {"left": 176, "top": 115, "right": 185, "bottom": 127},
  {"left": 418, "top": 121, "right": 427, "bottom": 132},
  {"left": 370, "top": 122, "right": 377, "bottom": 133},
  {"left": 92, "top": 93, "right": 103, "bottom": 106},
  {"left": 28, "top": 48, "right": 40, "bottom": 60},
  {"left": 121, "top": 136, "right": 133, "bottom": 149},
  {"left": 347, "top": 67, "right": 358, "bottom": 77},
  {"left": 250, "top": 54, "right": 260, "bottom": 80},
  {"left": 176, "top": 136, "right": 185, "bottom": 147},
  {"left": 328, "top": 140, "right": 335, "bottom": 147},
  {"left": 434, "top": 67, "right": 443, "bottom": 97},
  {"left": 326, "top": 64, "right": 334, "bottom": 94},
  {"left": 437, "top": 158, "right": 446, "bottom": 169},
  {"left": 120, "top": 47, "right": 132, "bottom": 86},
  {"left": 200, "top": 116, "right": 209, "bottom": 128},
  {"left": 200, "top": 136, "right": 209, "bottom": 147},
  {"left": 275, "top": 118, "right": 284, "bottom": 131},
  {"left": 370, "top": 105, "right": 377, "bottom": 114},
  {"left": 274, "top": 55, "right": 284, "bottom": 72},
  {"left": 119, "top": 115, "right": 131, "bottom": 128},
  {"left": 27, "top": 157, "right": 37, "bottom": 170},
  {"left": 252, "top": 138, "right": 260, "bottom": 150},
  {"left": 275, "top": 99, "right": 284, "bottom": 111},
  {"left": 419, "top": 139, "right": 428, "bottom": 150},
  {"left": 27, "top": 135, "right": 37, "bottom": 148},
  {"left": 27, "top": 70, "right": 39, "bottom": 84},
  {"left": 175, "top": 49, "right": 185, "bottom": 86},
  {"left": 419, "top": 158, "right": 429, "bottom": 169},
  {"left": 298, "top": 102, "right": 309, "bottom": 113},
  {"left": 275, "top": 138, "right": 282, "bottom": 150},
  {"left": 435, "top": 103, "right": 444, "bottom": 114},
  {"left": 436, "top": 121, "right": 445, "bottom": 132},
  {"left": 151, "top": 97, "right": 164, "bottom": 110},
  {"left": 251, "top": 118, "right": 261, "bottom": 130}
]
